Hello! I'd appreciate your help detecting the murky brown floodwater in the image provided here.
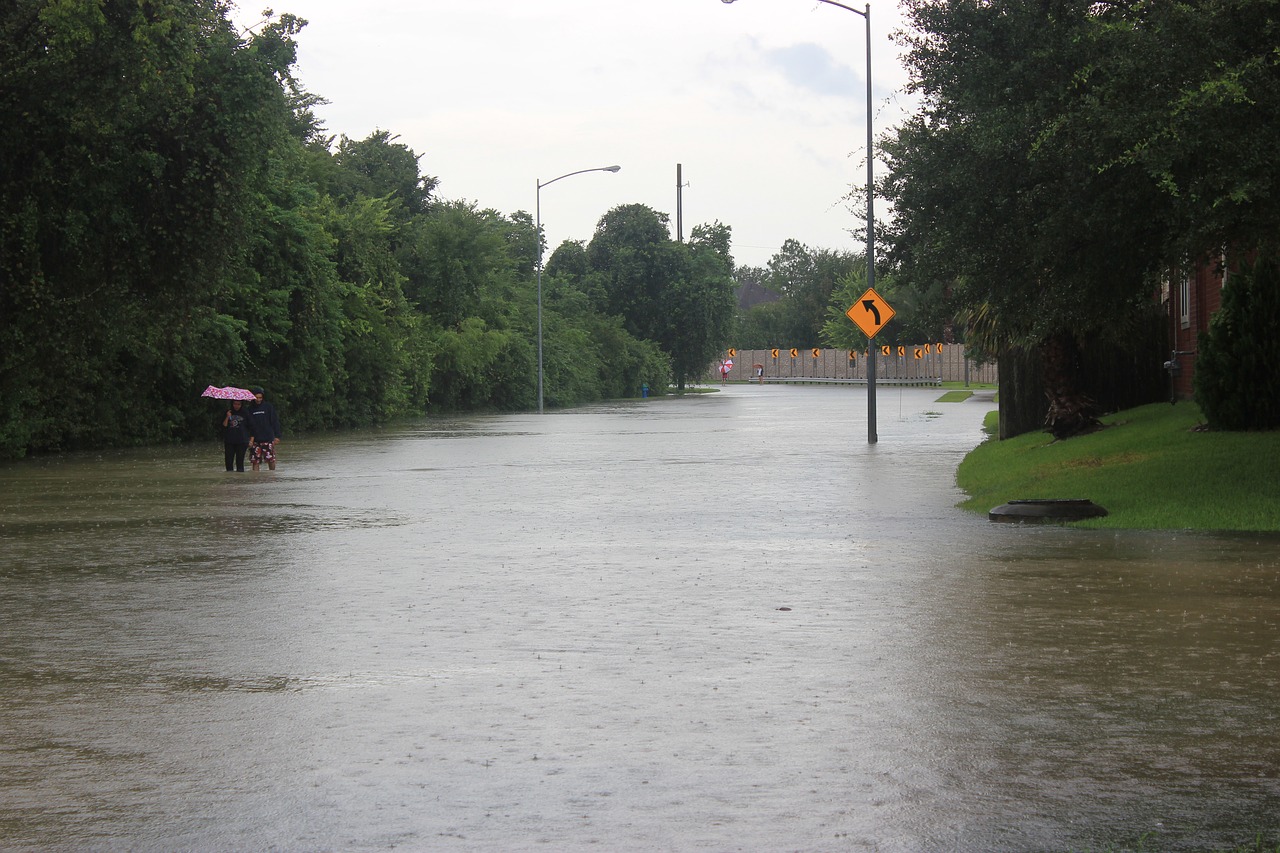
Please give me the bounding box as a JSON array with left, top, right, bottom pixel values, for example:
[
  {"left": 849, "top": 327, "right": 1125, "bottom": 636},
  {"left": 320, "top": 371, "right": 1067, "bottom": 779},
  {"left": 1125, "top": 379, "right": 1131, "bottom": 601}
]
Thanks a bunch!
[{"left": 1, "top": 385, "right": 1277, "bottom": 852}]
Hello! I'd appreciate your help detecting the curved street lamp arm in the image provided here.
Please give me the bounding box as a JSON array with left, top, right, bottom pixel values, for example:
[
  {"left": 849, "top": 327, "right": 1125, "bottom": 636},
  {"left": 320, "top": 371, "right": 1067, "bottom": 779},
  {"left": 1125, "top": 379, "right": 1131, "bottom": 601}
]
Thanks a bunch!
[
  {"left": 721, "top": 0, "right": 866, "bottom": 15},
  {"left": 814, "top": 0, "right": 867, "bottom": 18},
  {"left": 538, "top": 165, "right": 622, "bottom": 191}
]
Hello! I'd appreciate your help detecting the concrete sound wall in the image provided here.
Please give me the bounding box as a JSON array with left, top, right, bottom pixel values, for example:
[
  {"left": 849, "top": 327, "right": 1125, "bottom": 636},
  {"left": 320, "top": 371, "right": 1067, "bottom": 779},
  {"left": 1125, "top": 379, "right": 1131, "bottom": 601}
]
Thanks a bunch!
[{"left": 710, "top": 345, "right": 998, "bottom": 385}]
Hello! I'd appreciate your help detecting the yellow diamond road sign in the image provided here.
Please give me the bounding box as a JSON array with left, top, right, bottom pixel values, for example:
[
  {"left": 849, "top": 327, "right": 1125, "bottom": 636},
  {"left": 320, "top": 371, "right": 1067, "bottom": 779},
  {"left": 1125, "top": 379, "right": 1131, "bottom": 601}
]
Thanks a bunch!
[{"left": 846, "top": 287, "right": 896, "bottom": 339}]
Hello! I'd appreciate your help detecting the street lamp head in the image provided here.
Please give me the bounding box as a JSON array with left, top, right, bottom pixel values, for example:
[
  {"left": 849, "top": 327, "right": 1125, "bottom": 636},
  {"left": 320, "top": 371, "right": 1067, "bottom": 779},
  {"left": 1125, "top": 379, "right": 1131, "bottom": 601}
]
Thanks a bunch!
[
  {"left": 721, "top": 0, "right": 737, "bottom": 4},
  {"left": 604, "top": 165, "right": 621, "bottom": 172}
]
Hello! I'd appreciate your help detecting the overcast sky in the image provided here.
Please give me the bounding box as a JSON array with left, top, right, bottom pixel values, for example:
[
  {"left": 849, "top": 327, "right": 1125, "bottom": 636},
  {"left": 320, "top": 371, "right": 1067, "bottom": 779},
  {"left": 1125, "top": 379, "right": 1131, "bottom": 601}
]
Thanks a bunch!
[{"left": 232, "top": 0, "right": 917, "bottom": 269}]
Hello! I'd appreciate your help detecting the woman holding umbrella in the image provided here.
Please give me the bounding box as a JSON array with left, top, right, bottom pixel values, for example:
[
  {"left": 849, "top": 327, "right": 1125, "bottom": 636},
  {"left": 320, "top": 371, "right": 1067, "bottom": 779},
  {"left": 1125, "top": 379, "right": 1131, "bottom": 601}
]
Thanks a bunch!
[
  {"left": 222, "top": 400, "right": 251, "bottom": 472},
  {"left": 203, "top": 386, "right": 256, "bottom": 472}
]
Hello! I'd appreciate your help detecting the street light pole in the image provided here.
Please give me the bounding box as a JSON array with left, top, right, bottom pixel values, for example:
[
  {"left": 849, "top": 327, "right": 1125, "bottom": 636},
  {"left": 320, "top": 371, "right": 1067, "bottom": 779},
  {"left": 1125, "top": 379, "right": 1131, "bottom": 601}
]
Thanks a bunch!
[
  {"left": 536, "top": 165, "right": 621, "bottom": 414},
  {"left": 719, "top": 0, "right": 877, "bottom": 443}
]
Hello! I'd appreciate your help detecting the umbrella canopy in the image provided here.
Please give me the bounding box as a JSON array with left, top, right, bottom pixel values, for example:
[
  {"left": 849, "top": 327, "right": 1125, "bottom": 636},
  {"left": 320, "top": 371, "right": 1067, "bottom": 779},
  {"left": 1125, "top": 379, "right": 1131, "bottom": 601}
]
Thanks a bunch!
[
  {"left": 721, "top": 359, "right": 734, "bottom": 371},
  {"left": 201, "top": 385, "right": 256, "bottom": 401}
]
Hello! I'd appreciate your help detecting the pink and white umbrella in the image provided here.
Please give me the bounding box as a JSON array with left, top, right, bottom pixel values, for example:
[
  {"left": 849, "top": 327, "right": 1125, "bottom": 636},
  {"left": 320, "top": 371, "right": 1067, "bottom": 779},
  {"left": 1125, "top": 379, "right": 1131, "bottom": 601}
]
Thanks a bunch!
[
  {"left": 201, "top": 385, "right": 256, "bottom": 401},
  {"left": 721, "top": 359, "right": 734, "bottom": 371}
]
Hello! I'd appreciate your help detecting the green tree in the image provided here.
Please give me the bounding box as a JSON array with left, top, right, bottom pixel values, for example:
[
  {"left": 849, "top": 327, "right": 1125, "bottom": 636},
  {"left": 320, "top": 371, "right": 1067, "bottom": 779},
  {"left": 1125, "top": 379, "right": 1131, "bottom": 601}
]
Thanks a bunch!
[
  {"left": 1091, "top": 2, "right": 1280, "bottom": 260},
  {"left": 504, "top": 210, "right": 540, "bottom": 280},
  {"left": 820, "top": 263, "right": 870, "bottom": 352},
  {"left": 820, "top": 263, "right": 957, "bottom": 351},
  {"left": 534, "top": 235, "right": 672, "bottom": 403},
  {"left": 736, "top": 300, "right": 792, "bottom": 350},
  {"left": 317, "top": 192, "right": 428, "bottom": 424},
  {"left": 885, "top": 0, "right": 1173, "bottom": 438},
  {"left": 395, "top": 201, "right": 534, "bottom": 411},
  {"left": 332, "top": 130, "right": 438, "bottom": 220},
  {"left": 665, "top": 222, "right": 737, "bottom": 388},
  {"left": 545, "top": 240, "right": 590, "bottom": 284},
  {"left": 234, "top": 142, "right": 348, "bottom": 433},
  {"left": 585, "top": 205, "right": 735, "bottom": 389},
  {"left": 402, "top": 200, "right": 514, "bottom": 326},
  {"left": 766, "top": 239, "right": 831, "bottom": 347},
  {"left": 586, "top": 203, "right": 673, "bottom": 336},
  {"left": 0, "top": 0, "right": 303, "bottom": 455},
  {"left": 736, "top": 240, "right": 867, "bottom": 349}
]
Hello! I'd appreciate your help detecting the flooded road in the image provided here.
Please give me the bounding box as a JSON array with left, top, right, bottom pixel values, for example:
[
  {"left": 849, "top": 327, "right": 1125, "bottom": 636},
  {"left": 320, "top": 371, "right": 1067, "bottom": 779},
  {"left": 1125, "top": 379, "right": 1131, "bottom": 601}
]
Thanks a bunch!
[{"left": 1, "top": 385, "right": 1277, "bottom": 852}]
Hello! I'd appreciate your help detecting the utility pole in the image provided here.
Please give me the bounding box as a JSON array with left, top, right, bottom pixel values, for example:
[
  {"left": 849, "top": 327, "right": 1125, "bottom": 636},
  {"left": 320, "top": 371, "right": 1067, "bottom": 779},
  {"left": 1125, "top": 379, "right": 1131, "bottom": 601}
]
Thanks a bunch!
[{"left": 676, "top": 163, "right": 688, "bottom": 242}]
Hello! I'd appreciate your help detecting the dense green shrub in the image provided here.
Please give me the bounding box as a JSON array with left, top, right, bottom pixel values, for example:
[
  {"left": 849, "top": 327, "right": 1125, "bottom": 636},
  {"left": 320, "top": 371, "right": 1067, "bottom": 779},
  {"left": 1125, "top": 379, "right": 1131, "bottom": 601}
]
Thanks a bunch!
[{"left": 1194, "top": 257, "right": 1280, "bottom": 430}]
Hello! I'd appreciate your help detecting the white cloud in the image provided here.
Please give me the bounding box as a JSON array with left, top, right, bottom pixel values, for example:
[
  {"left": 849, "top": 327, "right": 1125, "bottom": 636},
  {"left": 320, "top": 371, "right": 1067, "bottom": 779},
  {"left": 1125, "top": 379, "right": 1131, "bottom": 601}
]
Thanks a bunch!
[{"left": 763, "top": 42, "right": 860, "bottom": 98}]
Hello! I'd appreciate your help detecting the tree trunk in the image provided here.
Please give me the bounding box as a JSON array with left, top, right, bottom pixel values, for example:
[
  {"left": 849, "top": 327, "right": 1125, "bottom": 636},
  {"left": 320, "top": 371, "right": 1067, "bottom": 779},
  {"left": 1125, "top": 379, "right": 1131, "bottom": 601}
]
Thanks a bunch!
[
  {"left": 997, "top": 345, "right": 1046, "bottom": 440},
  {"left": 1040, "top": 330, "right": 1101, "bottom": 439}
]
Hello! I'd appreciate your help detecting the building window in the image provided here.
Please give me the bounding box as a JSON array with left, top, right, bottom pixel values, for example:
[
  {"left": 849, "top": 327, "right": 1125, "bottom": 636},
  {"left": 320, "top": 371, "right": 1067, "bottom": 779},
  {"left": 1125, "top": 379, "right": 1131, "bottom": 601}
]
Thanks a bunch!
[{"left": 1180, "top": 271, "right": 1191, "bottom": 329}]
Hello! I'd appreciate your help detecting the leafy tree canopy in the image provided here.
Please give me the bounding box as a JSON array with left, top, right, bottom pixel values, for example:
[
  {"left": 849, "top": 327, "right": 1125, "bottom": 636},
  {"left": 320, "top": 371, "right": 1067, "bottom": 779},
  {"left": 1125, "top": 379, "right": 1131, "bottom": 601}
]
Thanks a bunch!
[
  {"left": 332, "top": 130, "right": 439, "bottom": 219},
  {"left": 880, "top": 0, "right": 1280, "bottom": 436},
  {"left": 584, "top": 205, "right": 736, "bottom": 388}
]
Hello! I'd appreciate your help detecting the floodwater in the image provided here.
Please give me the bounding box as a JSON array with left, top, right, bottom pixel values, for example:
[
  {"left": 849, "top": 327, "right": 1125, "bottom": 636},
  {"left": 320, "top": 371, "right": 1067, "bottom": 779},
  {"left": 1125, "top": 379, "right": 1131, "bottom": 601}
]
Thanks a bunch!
[{"left": 1, "top": 385, "right": 1276, "bottom": 852}]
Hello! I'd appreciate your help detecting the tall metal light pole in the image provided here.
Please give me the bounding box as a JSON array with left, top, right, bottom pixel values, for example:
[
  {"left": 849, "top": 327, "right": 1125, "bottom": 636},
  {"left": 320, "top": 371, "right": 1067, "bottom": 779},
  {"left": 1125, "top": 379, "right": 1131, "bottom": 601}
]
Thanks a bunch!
[
  {"left": 720, "top": 0, "right": 878, "bottom": 443},
  {"left": 535, "top": 165, "right": 621, "bottom": 414}
]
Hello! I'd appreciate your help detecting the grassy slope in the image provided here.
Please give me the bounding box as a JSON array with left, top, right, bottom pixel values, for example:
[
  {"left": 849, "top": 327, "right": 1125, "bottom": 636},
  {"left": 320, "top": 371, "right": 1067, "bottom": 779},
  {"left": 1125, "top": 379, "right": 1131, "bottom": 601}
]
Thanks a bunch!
[{"left": 955, "top": 402, "right": 1280, "bottom": 531}]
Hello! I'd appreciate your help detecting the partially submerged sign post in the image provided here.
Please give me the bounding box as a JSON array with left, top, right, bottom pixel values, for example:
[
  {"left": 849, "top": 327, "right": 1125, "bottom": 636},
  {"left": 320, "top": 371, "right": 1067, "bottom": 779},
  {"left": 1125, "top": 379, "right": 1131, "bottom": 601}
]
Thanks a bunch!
[{"left": 846, "top": 287, "right": 896, "bottom": 443}]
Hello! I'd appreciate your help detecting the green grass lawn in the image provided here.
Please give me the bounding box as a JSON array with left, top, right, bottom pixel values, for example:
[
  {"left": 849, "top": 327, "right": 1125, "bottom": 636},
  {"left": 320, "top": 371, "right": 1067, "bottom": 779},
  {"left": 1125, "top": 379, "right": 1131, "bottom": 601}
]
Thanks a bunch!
[
  {"left": 940, "top": 381, "right": 996, "bottom": 391},
  {"left": 956, "top": 402, "right": 1280, "bottom": 531}
]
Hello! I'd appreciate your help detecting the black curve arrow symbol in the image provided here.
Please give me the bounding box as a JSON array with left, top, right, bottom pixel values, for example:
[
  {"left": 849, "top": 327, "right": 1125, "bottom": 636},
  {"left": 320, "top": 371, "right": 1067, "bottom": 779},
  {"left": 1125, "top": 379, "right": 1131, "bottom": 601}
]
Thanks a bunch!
[{"left": 862, "top": 300, "right": 881, "bottom": 325}]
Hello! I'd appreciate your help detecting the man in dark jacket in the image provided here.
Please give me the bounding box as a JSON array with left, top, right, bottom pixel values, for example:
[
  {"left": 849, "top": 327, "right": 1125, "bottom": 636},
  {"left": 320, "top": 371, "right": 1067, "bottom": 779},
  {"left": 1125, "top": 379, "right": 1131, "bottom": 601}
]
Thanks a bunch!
[{"left": 246, "top": 386, "right": 283, "bottom": 471}]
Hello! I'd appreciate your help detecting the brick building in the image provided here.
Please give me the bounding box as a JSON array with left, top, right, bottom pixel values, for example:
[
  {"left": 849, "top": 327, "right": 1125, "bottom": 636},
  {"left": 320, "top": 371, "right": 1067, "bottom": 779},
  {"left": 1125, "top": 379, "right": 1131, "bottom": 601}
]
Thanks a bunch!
[{"left": 1165, "top": 253, "right": 1226, "bottom": 401}]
